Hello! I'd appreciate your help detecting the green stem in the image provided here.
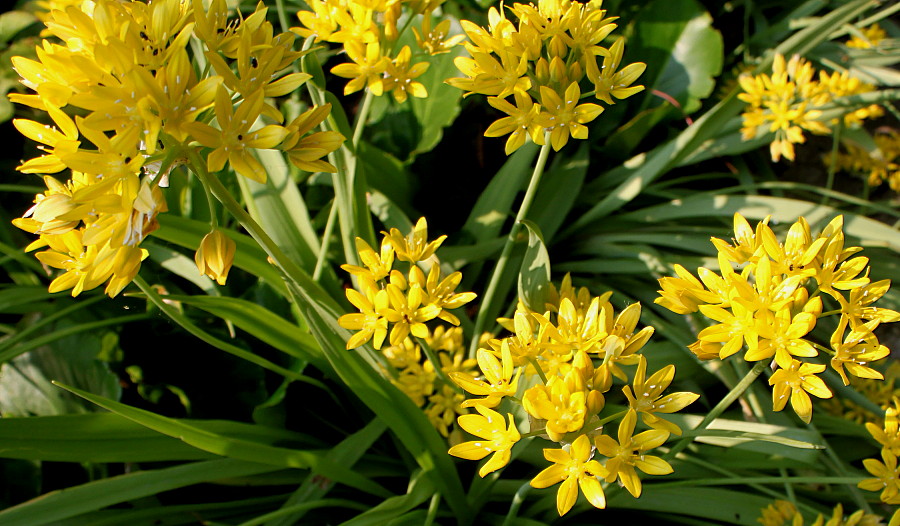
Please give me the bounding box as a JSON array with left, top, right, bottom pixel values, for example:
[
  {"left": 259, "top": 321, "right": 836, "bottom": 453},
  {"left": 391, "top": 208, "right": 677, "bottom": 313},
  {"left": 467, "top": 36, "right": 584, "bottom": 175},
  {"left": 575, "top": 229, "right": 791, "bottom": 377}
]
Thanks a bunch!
[
  {"left": 500, "top": 481, "right": 531, "bottom": 526},
  {"left": 665, "top": 360, "right": 769, "bottom": 460},
  {"left": 351, "top": 90, "right": 375, "bottom": 150},
  {"left": 469, "top": 135, "right": 553, "bottom": 356},
  {"left": 424, "top": 493, "right": 440, "bottom": 526},
  {"left": 526, "top": 356, "right": 547, "bottom": 384},
  {"left": 822, "top": 121, "right": 842, "bottom": 207},
  {"left": 313, "top": 198, "right": 339, "bottom": 282}
]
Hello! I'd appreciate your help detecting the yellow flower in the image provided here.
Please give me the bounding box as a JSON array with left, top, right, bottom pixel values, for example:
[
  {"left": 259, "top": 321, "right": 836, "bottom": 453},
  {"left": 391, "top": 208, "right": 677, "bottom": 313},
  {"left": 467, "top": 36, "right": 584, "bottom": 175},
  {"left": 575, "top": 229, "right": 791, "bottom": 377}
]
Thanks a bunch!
[
  {"left": 450, "top": 340, "right": 521, "bottom": 409},
  {"left": 383, "top": 46, "right": 430, "bottom": 103},
  {"left": 530, "top": 434, "right": 608, "bottom": 516},
  {"left": 484, "top": 92, "right": 546, "bottom": 155},
  {"left": 623, "top": 355, "right": 699, "bottom": 435},
  {"left": 587, "top": 37, "right": 646, "bottom": 105},
  {"left": 195, "top": 229, "right": 237, "bottom": 286},
  {"left": 281, "top": 104, "right": 344, "bottom": 174},
  {"left": 331, "top": 41, "right": 388, "bottom": 96},
  {"left": 383, "top": 217, "right": 446, "bottom": 263},
  {"left": 341, "top": 237, "right": 395, "bottom": 282},
  {"left": 448, "top": 404, "right": 520, "bottom": 477},
  {"left": 830, "top": 318, "right": 890, "bottom": 385},
  {"left": 523, "top": 374, "right": 588, "bottom": 442},
  {"left": 768, "top": 359, "right": 831, "bottom": 423},
  {"left": 539, "top": 82, "right": 603, "bottom": 151},
  {"left": 593, "top": 409, "right": 672, "bottom": 498},
  {"left": 846, "top": 24, "right": 887, "bottom": 49},
  {"left": 338, "top": 277, "right": 390, "bottom": 349},
  {"left": 859, "top": 449, "right": 900, "bottom": 505},
  {"left": 184, "top": 86, "right": 287, "bottom": 183}
]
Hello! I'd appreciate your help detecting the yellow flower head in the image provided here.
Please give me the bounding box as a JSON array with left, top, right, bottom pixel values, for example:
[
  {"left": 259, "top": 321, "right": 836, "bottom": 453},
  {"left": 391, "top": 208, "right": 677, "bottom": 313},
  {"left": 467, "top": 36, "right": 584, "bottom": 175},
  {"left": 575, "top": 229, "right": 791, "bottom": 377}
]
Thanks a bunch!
[{"left": 530, "top": 434, "right": 608, "bottom": 516}]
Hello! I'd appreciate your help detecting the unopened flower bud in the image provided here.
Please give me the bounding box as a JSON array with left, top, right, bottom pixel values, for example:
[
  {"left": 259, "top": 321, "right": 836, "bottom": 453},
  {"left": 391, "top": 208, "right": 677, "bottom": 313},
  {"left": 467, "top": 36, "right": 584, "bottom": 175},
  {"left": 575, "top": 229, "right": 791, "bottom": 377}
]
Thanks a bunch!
[{"left": 195, "top": 229, "right": 236, "bottom": 285}]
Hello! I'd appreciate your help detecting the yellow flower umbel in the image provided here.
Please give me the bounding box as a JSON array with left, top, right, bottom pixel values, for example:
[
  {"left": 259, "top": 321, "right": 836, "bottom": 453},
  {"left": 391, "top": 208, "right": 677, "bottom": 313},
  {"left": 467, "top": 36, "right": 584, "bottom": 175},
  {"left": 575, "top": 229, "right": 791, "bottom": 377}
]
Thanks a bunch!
[
  {"left": 447, "top": 0, "right": 645, "bottom": 154},
  {"left": 195, "top": 230, "right": 237, "bottom": 286},
  {"left": 338, "top": 218, "right": 477, "bottom": 437},
  {"left": 293, "top": 0, "right": 461, "bottom": 103},
  {"left": 11, "top": 0, "right": 339, "bottom": 297},
  {"left": 655, "top": 213, "right": 899, "bottom": 424},
  {"left": 738, "top": 53, "right": 883, "bottom": 162},
  {"left": 832, "top": 130, "right": 900, "bottom": 192},
  {"left": 450, "top": 276, "right": 697, "bottom": 516}
]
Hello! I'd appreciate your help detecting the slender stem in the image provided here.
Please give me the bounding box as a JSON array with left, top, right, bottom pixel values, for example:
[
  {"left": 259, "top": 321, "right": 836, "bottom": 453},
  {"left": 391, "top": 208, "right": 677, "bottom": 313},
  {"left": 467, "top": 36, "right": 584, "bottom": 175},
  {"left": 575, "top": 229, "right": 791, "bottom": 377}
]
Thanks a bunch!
[
  {"left": 351, "top": 90, "right": 375, "bottom": 150},
  {"left": 665, "top": 360, "right": 769, "bottom": 460},
  {"left": 313, "top": 199, "right": 339, "bottom": 282},
  {"left": 809, "top": 422, "right": 874, "bottom": 514},
  {"left": 500, "top": 481, "right": 531, "bottom": 526},
  {"left": 822, "top": 121, "right": 842, "bottom": 207},
  {"left": 469, "top": 136, "right": 553, "bottom": 356},
  {"left": 526, "top": 357, "right": 548, "bottom": 384},
  {"left": 424, "top": 493, "right": 440, "bottom": 526}
]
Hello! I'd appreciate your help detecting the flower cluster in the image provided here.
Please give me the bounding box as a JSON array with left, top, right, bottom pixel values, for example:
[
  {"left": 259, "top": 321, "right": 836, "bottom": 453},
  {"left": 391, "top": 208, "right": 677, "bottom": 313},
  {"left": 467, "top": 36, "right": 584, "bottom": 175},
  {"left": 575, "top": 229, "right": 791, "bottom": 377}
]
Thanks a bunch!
[
  {"left": 758, "top": 499, "right": 887, "bottom": 526},
  {"left": 846, "top": 24, "right": 887, "bottom": 50},
  {"left": 449, "top": 276, "right": 698, "bottom": 516},
  {"left": 446, "top": 0, "right": 645, "bottom": 154},
  {"left": 656, "top": 213, "right": 899, "bottom": 423},
  {"left": 293, "top": 0, "right": 463, "bottom": 103},
  {"left": 738, "top": 53, "right": 883, "bottom": 162},
  {"left": 337, "top": 217, "right": 477, "bottom": 436},
  {"left": 860, "top": 399, "right": 900, "bottom": 523},
  {"left": 11, "top": 0, "right": 344, "bottom": 296},
  {"left": 831, "top": 130, "right": 900, "bottom": 192}
]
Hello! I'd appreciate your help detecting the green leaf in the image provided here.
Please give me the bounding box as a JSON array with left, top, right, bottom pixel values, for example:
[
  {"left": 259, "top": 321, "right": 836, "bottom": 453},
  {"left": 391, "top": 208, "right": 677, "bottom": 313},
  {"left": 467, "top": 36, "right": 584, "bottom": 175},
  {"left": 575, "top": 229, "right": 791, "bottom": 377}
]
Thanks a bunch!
[
  {"left": 266, "top": 418, "right": 387, "bottom": 526},
  {"left": 145, "top": 241, "right": 218, "bottom": 295},
  {"left": 0, "top": 459, "right": 277, "bottom": 526},
  {"left": 408, "top": 41, "right": 465, "bottom": 157},
  {"left": 632, "top": 0, "right": 723, "bottom": 114},
  {"left": 55, "top": 382, "right": 391, "bottom": 498},
  {"left": 340, "top": 471, "right": 434, "bottom": 526},
  {"left": 0, "top": 11, "right": 37, "bottom": 45},
  {"left": 517, "top": 221, "right": 551, "bottom": 313},
  {"left": 608, "top": 486, "right": 776, "bottom": 525},
  {"left": 0, "top": 321, "right": 121, "bottom": 417},
  {"left": 161, "top": 294, "right": 327, "bottom": 371},
  {"left": 462, "top": 142, "right": 539, "bottom": 244}
]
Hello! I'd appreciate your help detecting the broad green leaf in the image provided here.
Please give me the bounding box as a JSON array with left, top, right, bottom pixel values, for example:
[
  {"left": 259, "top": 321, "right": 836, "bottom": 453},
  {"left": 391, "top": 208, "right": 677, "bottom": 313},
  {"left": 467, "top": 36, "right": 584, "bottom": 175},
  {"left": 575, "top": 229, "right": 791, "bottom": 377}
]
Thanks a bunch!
[
  {"left": 153, "top": 215, "right": 288, "bottom": 297},
  {"left": 615, "top": 193, "right": 900, "bottom": 252},
  {"left": 632, "top": 0, "right": 723, "bottom": 114},
  {"left": 0, "top": 458, "right": 277, "bottom": 526},
  {"left": 517, "top": 220, "right": 551, "bottom": 313},
  {"left": 462, "top": 142, "right": 539, "bottom": 244},
  {"left": 56, "top": 382, "right": 391, "bottom": 498},
  {"left": 0, "top": 413, "right": 218, "bottom": 462},
  {"left": 359, "top": 142, "right": 414, "bottom": 212},
  {"left": 160, "top": 294, "right": 327, "bottom": 370},
  {"left": 240, "top": 149, "right": 325, "bottom": 278},
  {"left": 408, "top": 41, "right": 465, "bottom": 157},
  {"left": 0, "top": 325, "right": 120, "bottom": 417},
  {"left": 2, "top": 416, "right": 139, "bottom": 460},
  {"left": 368, "top": 190, "right": 414, "bottom": 234}
]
